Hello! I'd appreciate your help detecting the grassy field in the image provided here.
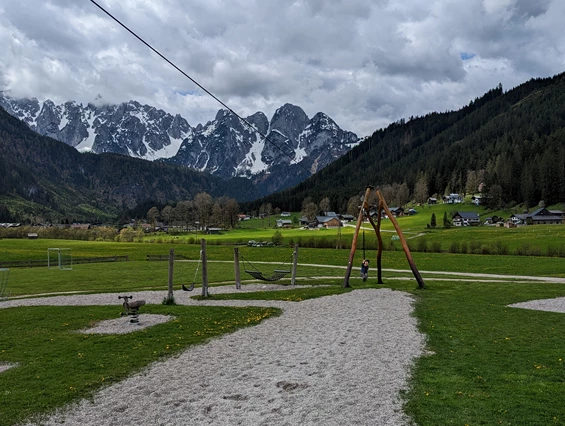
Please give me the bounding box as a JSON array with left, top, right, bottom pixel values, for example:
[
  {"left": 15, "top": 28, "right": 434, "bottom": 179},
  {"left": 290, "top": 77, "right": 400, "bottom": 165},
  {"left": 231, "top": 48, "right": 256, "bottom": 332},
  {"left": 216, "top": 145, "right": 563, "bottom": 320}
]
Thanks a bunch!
[
  {"left": 134, "top": 202, "right": 565, "bottom": 258},
  {"left": 2, "top": 230, "right": 565, "bottom": 425}
]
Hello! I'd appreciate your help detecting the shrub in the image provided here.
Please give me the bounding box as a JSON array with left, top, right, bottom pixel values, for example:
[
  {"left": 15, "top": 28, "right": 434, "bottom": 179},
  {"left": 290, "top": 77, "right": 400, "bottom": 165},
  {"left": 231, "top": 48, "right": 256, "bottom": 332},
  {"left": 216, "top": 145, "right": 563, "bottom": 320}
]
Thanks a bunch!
[
  {"left": 469, "top": 240, "right": 481, "bottom": 254},
  {"left": 416, "top": 238, "right": 428, "bottom": 252}
]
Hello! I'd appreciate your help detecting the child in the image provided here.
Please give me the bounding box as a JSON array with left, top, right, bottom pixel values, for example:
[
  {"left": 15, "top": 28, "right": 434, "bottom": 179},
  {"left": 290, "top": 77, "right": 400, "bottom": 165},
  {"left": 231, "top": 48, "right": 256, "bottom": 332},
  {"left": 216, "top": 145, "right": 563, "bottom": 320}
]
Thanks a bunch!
[{"left": 360, "top": 259, "right": 369, "bottom": 282}]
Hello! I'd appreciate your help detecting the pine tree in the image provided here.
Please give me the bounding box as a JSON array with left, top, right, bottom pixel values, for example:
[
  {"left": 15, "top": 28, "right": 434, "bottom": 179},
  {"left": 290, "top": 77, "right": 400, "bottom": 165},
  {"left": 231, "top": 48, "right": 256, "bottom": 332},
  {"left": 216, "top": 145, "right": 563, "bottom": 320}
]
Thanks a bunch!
[
  {"left": 430, "top": 213, "right": 437, "bottom": 228},
  {"left": 443, "top": 211, "right": 451, "bottom": 228}
]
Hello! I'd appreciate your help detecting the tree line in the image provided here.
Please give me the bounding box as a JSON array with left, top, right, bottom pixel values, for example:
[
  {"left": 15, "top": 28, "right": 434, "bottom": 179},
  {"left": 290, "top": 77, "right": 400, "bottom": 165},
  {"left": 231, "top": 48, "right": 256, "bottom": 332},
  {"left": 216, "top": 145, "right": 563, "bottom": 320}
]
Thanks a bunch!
[{"left": 145, "top": 192, "right": 240, "bottom": 230}]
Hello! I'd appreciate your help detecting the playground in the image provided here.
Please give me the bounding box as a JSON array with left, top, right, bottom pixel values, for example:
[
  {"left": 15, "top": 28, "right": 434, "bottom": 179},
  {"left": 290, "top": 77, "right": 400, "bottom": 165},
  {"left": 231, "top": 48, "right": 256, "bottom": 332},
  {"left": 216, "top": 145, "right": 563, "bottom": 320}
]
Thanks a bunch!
[{"left": 2, "top": 200, "right": 565, "bottom": 424}]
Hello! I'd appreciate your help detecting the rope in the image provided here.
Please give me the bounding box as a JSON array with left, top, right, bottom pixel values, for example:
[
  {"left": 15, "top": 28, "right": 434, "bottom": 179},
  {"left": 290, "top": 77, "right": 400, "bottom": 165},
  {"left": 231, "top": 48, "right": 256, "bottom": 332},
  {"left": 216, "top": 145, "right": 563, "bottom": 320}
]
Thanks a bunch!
[{"left": 88, "top": 0, "right": 312, "bottom": 177}]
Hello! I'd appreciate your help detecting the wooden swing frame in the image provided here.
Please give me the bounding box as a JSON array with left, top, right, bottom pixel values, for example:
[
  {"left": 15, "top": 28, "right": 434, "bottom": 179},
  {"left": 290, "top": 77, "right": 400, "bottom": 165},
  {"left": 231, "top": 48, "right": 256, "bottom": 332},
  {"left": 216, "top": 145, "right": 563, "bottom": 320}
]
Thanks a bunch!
[{"left": 343, "top": 186, "right": 426, "bottom": 289}]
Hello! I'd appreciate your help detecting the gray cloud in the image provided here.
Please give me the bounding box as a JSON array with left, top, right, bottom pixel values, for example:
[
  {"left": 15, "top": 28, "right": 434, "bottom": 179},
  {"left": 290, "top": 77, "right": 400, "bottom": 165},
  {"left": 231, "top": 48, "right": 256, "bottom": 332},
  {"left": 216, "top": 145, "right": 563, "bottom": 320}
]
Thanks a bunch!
[{"left": 1, "top": 0, "right": 564, "bottom": 136}]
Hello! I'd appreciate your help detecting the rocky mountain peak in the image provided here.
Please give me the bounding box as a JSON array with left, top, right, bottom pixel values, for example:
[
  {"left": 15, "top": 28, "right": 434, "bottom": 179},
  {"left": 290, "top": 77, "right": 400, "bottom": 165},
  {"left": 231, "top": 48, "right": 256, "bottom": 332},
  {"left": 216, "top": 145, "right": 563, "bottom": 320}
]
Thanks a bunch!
[{"left": 0, "top": 92, "right": 359, "bottom": 194}]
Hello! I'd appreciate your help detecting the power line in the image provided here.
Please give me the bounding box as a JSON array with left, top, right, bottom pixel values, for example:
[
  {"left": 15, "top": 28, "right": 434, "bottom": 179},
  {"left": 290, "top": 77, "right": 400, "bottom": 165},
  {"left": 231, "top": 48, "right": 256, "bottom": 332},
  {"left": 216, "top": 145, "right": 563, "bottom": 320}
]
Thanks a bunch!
[{"left": 88, "top": 0, "right": 312, "bottom": 177}]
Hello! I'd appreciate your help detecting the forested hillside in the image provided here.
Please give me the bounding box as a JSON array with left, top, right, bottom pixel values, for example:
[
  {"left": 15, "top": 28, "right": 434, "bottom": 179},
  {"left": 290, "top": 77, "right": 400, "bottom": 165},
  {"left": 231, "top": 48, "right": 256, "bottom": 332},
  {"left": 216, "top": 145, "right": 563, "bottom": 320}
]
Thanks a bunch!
[
  {"left": 0, "top": 107, "right": 258, "bottom": 222},
  {"left": 252, "top": 73, "right": 565, "bottom": 213}
]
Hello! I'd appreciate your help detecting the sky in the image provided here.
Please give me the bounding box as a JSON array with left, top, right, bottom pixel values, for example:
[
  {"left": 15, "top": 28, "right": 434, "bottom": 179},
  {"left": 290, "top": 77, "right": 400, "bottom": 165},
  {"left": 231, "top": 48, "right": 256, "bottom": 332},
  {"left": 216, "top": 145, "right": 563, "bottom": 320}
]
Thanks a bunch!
[{"left": 1, "top": 0, "right": 564, "bottom": 137}]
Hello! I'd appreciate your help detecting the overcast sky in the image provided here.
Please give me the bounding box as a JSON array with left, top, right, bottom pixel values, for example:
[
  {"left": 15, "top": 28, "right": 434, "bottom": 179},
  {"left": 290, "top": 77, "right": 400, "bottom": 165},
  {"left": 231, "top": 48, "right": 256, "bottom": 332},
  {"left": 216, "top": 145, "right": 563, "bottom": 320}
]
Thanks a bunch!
[{"left": 1, "top": 0, "right": 564, "bottom": 137}]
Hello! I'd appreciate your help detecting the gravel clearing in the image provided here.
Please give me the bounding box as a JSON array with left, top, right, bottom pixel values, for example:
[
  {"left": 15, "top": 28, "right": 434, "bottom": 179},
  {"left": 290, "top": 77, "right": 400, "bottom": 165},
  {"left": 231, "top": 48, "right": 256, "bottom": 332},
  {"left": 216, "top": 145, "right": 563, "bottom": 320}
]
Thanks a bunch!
[
  {"left": 509, "top": 296, "right": 565, "bottom": 313},
  {"left": 78, "top": 314, "right": 176, "bottom": 334},
  {"left": 8, "top": 286, "right": 425, "bottom": 426}
]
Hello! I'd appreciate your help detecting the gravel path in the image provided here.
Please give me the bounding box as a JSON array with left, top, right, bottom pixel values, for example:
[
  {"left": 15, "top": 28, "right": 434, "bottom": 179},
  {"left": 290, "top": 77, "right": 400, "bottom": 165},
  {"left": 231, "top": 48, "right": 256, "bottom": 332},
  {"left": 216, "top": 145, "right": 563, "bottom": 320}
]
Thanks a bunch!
[{"left": 9, "top": 286, "right": 425, "bottom": 426}]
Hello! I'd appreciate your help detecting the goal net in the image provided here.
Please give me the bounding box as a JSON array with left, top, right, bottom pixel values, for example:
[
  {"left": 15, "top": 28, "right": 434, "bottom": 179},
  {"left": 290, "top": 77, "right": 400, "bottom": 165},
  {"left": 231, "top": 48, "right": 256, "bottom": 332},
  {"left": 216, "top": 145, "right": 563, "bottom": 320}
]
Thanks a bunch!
[
  {"left": 0, "top": 268, "right": 8, "bottom": 299},
  {"left": 47, "top": 248, "right": 73, "bottom": 270}
]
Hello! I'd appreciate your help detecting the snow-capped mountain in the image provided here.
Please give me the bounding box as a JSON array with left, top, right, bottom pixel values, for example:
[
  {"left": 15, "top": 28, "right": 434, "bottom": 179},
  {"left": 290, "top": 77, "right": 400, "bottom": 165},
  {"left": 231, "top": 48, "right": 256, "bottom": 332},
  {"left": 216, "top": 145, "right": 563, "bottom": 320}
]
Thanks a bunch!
[
  {"left": 0, "top": 93, "right": 359, "bottom": 192},
  {"left": 0, "top": 94, "right": 191, "bottom": 160}
]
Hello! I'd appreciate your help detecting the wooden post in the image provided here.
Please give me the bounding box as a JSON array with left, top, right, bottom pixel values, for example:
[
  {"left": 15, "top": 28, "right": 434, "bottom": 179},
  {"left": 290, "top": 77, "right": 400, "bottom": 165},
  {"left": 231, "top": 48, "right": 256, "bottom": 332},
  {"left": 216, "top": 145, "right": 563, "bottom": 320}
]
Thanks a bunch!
[
  {"left": 234, "top": 247, "right": 241, "bottom": 289},
  {"left": 168, "top": 248, "right": 174, "bottom": 300},
  {"left": 366, "top": 205, "right": 383, "bottom": 284},
  {"left": 376, "top": 202, "right": 384, "bottom": 284},
  {"left": 343, "top": 186, "right": 373, "bottom": 288},
  {"left": 200, "top": 239, "right": 209, "bottom": 297},
  {"left": 291, "top": 244, "right": 299, "bottom": 286},
  {"left": 376, "top": 191, "right": 426, "bottom": 289}
]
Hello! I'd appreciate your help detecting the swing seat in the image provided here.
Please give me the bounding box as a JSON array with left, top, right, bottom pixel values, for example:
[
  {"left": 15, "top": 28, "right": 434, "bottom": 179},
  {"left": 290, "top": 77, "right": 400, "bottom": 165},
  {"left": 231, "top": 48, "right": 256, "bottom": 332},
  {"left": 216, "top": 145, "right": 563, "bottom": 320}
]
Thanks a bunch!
[
  {"left": 182, "top": 283, "right": 195, "bottom": 292},
  {"left": 245, "top": 269, "right": 291, "bottom": 282}
]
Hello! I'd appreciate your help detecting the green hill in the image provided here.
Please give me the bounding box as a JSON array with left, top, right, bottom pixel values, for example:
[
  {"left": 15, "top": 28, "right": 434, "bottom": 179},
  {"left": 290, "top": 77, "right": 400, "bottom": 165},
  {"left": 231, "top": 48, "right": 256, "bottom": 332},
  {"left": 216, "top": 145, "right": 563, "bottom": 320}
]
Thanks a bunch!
[
  {"left": 252, "top": 73, "right": 565, "bottom": 213},
  {"left": 0, "top": 107, "right": 258, "bottom": 222}
]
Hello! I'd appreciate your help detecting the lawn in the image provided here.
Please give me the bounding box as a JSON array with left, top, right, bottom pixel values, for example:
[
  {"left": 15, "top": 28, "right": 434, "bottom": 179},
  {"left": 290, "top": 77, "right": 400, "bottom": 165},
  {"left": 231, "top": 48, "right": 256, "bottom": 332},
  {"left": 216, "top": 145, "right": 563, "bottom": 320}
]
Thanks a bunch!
[{"left": 2, "top": 235, "right": 565, "bottom": 425}]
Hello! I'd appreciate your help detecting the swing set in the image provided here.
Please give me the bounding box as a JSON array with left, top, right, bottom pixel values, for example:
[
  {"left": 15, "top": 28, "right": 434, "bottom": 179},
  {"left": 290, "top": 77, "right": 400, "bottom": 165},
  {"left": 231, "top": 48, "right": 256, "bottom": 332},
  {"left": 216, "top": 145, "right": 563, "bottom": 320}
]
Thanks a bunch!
[
  {"left": 167, "top": 240, "right": 299, "bottom": 299},
  {"left": 343, "top": 186, "right": 426, "bottom": 289},
  {"left": 164, "top": 190, "right": 423, "bottom": 299}
]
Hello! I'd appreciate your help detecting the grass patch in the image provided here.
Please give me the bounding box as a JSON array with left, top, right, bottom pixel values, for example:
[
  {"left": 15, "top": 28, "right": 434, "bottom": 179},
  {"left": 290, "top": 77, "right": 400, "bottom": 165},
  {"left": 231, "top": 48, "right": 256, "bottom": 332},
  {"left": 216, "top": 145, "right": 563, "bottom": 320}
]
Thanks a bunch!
[
  {"left": 0, "top": 304, "right": 279, "bottom": 425},
  {"left": 400, "top": 281, "right": 565, "bottom": 425}
]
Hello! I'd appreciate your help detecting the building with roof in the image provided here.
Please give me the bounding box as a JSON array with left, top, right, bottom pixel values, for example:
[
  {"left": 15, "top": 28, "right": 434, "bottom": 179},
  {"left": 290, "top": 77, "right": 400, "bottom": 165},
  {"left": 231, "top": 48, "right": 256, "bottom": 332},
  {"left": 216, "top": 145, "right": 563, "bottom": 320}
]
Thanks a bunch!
[
  {"left": 510, "top": 208, "right": 564, "bottom": 225},
  {"left": 452, "top": 211, "right": 481, "bottom": 226}
]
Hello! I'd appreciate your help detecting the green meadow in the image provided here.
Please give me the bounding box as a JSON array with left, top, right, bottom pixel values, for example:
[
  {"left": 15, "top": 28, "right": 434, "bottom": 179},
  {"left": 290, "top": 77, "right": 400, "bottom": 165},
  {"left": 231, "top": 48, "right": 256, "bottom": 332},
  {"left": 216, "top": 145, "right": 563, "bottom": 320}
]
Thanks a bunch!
[{"left": 1, "top": 207, "right": 565, "bottom": 425}]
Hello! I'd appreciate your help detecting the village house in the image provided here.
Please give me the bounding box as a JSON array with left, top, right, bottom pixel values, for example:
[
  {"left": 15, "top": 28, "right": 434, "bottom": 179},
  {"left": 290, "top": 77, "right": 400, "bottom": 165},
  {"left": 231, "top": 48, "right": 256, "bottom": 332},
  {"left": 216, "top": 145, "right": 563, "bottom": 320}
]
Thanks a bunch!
[
  {"left": 444, "top": 193, "right": 463, "bottom": 204},
  {"left": 452, "top": 211, "right": 481, "bottom": 226},
  {"left": 276, "top": 219, "right": 293, "bottom": 228},
  {"left": 510, "top": 208, "right": 564, "bottom": 225},
  {"left": 315, "top": 216, "right": 341, "bottom": 229},
  {"left": 388, "top": 207, "right": 405, "bottom": 217},
  {"left": 70, "top": 223, "right": 91, "bottom": 230},
  {"left": 206, "top": 227, "right": 223, "bottom": 234}
]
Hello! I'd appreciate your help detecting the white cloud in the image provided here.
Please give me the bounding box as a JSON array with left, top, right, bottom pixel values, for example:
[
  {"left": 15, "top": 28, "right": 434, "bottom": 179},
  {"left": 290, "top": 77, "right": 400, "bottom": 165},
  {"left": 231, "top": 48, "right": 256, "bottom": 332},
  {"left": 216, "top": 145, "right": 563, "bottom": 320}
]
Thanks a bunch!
[{"left": 0, "top": 0, "right": 563, "bottom": 137}]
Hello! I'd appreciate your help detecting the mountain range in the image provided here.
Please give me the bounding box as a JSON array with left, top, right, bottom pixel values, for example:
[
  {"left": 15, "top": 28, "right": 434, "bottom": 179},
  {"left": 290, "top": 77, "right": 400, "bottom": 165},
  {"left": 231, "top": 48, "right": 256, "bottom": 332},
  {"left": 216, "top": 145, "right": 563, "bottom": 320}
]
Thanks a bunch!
[
  {"left": 2, "top": 72, "right": 565, "bottom": 223},
  {"left": 0, "top": 93, "right": 359, "bottom": 193}
]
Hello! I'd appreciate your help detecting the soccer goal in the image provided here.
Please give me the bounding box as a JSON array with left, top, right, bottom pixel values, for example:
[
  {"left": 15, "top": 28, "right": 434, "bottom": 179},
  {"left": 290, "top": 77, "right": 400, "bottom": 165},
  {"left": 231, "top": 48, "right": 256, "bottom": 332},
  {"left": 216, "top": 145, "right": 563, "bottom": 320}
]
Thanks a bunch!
[
  {"left": 0, "top": 268, "right": 9, "bottom": 299},
  {"left": 47, "top": 248, "right": 73, "bottom": 270}
]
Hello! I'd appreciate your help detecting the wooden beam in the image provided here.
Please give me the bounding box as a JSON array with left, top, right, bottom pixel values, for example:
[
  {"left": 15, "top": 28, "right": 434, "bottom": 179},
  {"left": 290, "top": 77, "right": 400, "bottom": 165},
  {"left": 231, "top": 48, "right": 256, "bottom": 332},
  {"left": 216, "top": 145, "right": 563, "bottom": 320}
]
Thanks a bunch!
[
  {"left": 366, "top": 203, "right": 383, "bottom": 284},
  {"left": 343, "top": 186, "right": 373, "bottom": 288},
  {"left": 376, "top": 191, "right": 426, "bottom": 289}
]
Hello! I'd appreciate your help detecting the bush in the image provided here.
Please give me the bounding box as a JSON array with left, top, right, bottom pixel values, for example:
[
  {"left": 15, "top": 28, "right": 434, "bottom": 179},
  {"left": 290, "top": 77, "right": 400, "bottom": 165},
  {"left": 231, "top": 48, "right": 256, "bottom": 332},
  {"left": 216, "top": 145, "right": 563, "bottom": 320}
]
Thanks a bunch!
[
  {"left": 271, "top": 230, "right": 284, "bottom": 246},
  {"left": 469, "top": 240, "right": 481, "bottom": 254},
  {"left": 416, "top": 238, "right": 428, "bottom": 252}
]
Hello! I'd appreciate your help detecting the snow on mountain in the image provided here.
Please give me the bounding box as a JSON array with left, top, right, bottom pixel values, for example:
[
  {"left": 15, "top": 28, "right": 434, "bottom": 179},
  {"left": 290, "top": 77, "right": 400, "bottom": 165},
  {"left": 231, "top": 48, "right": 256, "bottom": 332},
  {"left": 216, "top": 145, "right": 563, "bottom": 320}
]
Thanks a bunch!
[{"left": 0, "top": 92, "right": 359, "bottom": 192}]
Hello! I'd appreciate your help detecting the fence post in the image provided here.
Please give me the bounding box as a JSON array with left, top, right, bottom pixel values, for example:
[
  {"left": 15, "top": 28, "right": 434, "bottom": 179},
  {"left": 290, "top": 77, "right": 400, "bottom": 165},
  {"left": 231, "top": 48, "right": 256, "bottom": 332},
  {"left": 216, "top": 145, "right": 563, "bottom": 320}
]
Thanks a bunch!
[
  {"left": 291, "top": 244, "right": 299, "bottom": 286},
  {"left": 168, "top": 248, "right": 174, "bottom": 300},
  {"left": 234, "top": 247, "right": 241, "bottom": 289},
  {"left": 201, "top": 239, "right": 209, "bottom": 297}
]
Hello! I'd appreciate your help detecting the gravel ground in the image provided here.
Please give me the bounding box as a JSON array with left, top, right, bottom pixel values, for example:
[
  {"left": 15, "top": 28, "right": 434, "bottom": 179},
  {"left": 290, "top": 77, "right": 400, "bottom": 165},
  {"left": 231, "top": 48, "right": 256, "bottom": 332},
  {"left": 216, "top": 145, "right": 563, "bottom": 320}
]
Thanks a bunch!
[
  {"left": 6, "top": 286, "right": 426, "bottom": 426},
  {"left": 509, "top": 296, "right": 565, "bottom": 313}
]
